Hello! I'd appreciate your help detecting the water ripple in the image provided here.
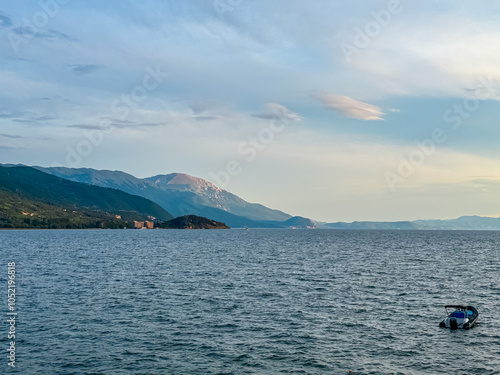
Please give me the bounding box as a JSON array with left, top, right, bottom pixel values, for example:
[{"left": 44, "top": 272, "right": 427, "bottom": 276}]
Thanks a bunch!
[{"left": 1, "top": 229, "right": 500, "bottom": 374}]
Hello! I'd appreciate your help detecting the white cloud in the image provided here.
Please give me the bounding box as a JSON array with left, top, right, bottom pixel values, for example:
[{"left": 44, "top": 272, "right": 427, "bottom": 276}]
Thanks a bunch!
[
  {"left": 251, "top": 102, "right": 303, "bottom": 121},
  {"left": 189, "top": 100, "right": 234, "bottom": 122},
  {"left": 339, "top": 6, "right": 500, "bottom": 100},
  {"left": 190, "top": 100, "right": 228, "bottom": 115},
  {"left": 311, "top": 92, "right": 384, "bottom": 120}
]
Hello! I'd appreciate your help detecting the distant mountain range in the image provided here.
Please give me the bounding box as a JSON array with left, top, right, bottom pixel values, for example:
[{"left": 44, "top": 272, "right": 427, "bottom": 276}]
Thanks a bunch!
[
  {"left": 1, "top": 164, "right": 499, "bottom": 230},
  {"left": 320, "top": 216, "right": 500, "bottom": 230},
  {"left": 33, "top": 166, "right": 314, "bottom": 228}
]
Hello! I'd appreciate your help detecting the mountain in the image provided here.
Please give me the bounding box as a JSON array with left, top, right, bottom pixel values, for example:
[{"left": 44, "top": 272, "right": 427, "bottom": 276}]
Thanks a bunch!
[
  {"left": 320, "top": 216, "right": 500, "bottom": 230},
  {"left": 189, "top": 206, "right": 286, "bottom": 228},
  {"left": 144, "top": 173, "right": 291, "bottom": 221},
  {"left": 413, "top": 216, "right": 500, "bottom": 230},
  {"left": 33, "top": 166, "right": 304, "bottom": 228},
  {"left": 282, "top": 216, "right": 317, "bottom": 229},
  {"left": 321, "top": 221, "right": 418, "bottom": 230},
  {"left": 159, "top": 215, "right": 230, "bottom": 229},
  {"left": 3, "top": 165, "right": 498, "bottom": 230},
  {"left": 0, "top": 165, "right": 173, "bottom": 228}
]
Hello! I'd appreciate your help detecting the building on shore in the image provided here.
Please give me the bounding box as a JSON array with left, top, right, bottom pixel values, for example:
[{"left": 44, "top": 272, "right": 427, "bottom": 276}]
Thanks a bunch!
[{"left": 129, "top": 220, "right": 155, "bottom": 229}]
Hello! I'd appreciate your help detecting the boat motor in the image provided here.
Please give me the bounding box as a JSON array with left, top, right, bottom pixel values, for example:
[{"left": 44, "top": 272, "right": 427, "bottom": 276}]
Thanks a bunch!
[{"left": 449, "top": 317, "right": 458, "bottom": 330}]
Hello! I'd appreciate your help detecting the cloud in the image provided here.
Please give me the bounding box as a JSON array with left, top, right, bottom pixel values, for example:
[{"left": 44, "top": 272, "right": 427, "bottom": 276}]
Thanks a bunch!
[
  {"left": 12, "top": 119, "right": 34, "bottom": 123},
  {"left": 0, "top": 11, "right": 12, "bottom": 27},
  {"left": 464, "top": 178, "right": 500, "bottom": 188},
  {"left": 112, "top": 122, "right": 164, "bottom": 129},
  {"left": 311, "top": 92, "right": 384, "bottom": 120},
  {"left": 0, "top": 111, "right": 25, "bottom": 119},
  {"left": 0, "top": 133, "right": 23, "bottom": 139},
  {"left": 0, "top": 133, "right": 52, "bottom": 141},
  {"left": 9, "top": 114, "right": 55, "bottom": 124},
  {"left": 0, "top": 144, "right": 20, "bottom": 150},
  {"left": 67, "top": 124, "right": 106, "bottom": 130},
  {"left": 388, "top": 108, "right": 400, "bottom": 113},
  {"left": 68, "top": 120, "right": 164, "bottom": 130},
  {"left": 339, "top": 8, "right": 500, "bottom": 100},
  {"left": 12, "top": 27, "right": 74, "bottom": 41},
  {"left": 190, "top": 101, "right": 228, "bottom": 115},
  {"left": 193, "top": 114, "right": 226, "bottom": 121},
  {"left": 69, "top": 64, "right": 102, "bottom": 75},
  {"left": 0, "top": 110, "right": 49, "bottom": 120},
  {"left": 251, "top": 102, "right": 303, "bottom": 121},
  {"left": 188, "top": 101, "right": 233, "bottom": 121},
  {"left": 35, "top": 115, "right": 55, "bottom": 121}
]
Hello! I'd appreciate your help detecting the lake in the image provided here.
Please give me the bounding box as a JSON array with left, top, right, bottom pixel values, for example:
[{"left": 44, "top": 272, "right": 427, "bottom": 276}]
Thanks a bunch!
[{"left": 1, "top": 229, "right": 500, "bottom": 374}]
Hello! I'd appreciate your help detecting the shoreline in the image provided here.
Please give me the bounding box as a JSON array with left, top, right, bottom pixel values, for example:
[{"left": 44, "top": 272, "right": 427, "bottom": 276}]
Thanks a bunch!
[{"left": 0, "top": 227, "right": 231, "bottom": 230}]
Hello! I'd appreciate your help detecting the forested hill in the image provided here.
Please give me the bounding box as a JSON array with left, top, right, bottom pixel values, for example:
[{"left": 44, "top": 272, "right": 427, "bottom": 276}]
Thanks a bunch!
[{"left": 0, "top": 165, "right": 173, "bottom": 229}]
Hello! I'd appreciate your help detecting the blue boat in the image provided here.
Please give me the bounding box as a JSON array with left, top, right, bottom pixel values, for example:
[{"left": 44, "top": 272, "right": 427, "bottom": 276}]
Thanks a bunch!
[{"left": 439, "top": 305, "right": 479, "bottom": 329}]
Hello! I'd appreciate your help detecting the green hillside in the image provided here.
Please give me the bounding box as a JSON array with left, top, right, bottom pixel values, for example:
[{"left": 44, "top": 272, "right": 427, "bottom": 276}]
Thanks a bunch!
[
  {"left": 0, "top": 165, "right": 173, "bottom": 228},
  {"left": 0, "top": 189, "right": 126, "bottom": 229}
]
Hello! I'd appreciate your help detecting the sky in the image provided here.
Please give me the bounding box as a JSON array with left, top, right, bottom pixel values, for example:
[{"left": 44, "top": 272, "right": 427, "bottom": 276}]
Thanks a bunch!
[{"left": 1, "top": 0, "right": 500, "bottom": 222}]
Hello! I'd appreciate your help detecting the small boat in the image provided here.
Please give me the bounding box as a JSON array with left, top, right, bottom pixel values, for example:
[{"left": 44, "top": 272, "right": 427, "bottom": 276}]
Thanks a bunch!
[{"left": 439, "top": 305, "right": 479, "bottom": 330}]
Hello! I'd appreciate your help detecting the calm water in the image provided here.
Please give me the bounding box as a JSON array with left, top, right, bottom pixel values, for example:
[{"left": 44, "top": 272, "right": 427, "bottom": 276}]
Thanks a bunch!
[{"left": 1, "top": 229, "right": 500, "bottom": 374}]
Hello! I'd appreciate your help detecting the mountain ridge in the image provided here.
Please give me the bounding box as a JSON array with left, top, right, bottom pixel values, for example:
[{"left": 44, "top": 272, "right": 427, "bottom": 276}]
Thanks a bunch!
[
  {"left": 320, "top": 215, "right": 500, "bottom": 230},
  {"left": 32, "top": 166, "right": 300, "bottom": 228},
  {"left": 6, "top": 164, "right": 499, "bottom": 230}
]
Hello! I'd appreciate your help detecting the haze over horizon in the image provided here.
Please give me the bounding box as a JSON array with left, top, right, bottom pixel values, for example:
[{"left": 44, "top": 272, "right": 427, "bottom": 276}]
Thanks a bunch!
[{"left": 1, "top": 1, "right": 500, "bottom": 222}]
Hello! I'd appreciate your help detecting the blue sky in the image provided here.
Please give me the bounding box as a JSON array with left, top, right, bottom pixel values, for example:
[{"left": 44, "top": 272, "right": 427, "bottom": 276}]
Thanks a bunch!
[{"left": 1, "top": 0, "right": 500, "bottom": 221}]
